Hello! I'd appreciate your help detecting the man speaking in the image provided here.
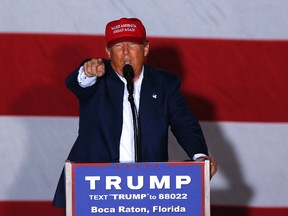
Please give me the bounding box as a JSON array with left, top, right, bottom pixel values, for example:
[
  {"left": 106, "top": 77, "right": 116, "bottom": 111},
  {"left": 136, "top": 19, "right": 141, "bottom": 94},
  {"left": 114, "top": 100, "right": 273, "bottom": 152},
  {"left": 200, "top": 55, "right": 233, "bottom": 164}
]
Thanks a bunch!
[{"left": 53, "top": 17, "right": 217, "bottom": 208}]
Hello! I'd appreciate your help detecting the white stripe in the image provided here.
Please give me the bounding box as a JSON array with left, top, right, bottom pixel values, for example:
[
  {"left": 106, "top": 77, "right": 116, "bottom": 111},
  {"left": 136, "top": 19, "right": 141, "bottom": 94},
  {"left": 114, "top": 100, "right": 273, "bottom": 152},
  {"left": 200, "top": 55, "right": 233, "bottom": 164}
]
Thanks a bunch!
[
  {"left": 170, "top": 121, "right": 288, "bottom": 206},
  {"left": 1, "top": 0, "right": 288, "bottom": 39},
  {"left": 1, "top": 116, "right": 288, "bottom": 206},
  {"left": 204, "top": 122, "right": 288, "bottom": 206},
  {"left": 0, "top": 116, "right": 77, "bottom": 200}
]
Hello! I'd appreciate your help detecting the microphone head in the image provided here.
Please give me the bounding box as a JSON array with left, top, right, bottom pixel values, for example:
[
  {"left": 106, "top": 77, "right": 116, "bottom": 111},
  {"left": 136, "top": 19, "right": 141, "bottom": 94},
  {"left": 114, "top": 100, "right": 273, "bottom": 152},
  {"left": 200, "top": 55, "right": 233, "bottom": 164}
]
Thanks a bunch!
[{"left": 123, "top": 64, "right": 135, "bottom": 82}]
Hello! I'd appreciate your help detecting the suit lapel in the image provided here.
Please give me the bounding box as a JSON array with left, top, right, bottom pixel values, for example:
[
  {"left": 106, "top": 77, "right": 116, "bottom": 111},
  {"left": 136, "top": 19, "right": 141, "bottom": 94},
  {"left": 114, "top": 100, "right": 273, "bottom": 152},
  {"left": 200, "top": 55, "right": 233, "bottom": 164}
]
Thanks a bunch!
[{"left": 104, "top": 66, "right": 125, "bottom": 161}]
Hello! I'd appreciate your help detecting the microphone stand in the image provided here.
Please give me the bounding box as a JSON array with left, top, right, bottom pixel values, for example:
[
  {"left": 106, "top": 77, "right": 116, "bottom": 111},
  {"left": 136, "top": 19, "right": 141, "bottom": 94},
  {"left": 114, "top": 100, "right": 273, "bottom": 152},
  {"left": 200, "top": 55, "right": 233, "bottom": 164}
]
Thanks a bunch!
[{"left": 127, "top": 93, "right": 141, "bottom": 162}]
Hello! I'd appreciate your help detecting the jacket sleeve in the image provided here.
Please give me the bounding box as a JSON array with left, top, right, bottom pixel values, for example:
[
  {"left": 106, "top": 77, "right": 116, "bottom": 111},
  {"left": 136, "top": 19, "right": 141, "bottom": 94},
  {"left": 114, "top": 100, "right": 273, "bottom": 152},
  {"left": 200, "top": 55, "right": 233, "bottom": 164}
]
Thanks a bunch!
[{"left": 168, "top": 77, "right": 209, "bottom": 159}]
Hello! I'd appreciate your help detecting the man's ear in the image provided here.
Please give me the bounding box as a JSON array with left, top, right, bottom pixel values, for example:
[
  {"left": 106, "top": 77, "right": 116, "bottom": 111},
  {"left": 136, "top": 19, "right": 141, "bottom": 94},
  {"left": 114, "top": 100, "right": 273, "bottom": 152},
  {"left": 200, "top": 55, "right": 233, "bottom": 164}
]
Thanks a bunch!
[
  {"left": 144, "top": 43, "right": 149, "bottom": 57},
  {"left": 106, "top": 47, "right": 111, "bottom": 58}
]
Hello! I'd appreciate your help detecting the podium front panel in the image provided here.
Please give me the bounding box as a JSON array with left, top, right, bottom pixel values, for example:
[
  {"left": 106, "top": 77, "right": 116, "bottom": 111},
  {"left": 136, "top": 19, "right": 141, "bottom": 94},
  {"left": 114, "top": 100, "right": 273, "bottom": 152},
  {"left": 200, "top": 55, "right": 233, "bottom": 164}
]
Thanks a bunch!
[{"left": 66, "top": 161, "right": 210, "bottom": 216}]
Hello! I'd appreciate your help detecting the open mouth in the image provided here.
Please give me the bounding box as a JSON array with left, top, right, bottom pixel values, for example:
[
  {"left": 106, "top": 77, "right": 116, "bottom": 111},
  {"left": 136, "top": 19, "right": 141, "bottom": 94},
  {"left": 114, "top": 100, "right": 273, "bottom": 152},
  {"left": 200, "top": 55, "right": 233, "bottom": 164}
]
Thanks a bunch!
[{"left": 124, "top": 60, "right": 131, "bottom": 65}]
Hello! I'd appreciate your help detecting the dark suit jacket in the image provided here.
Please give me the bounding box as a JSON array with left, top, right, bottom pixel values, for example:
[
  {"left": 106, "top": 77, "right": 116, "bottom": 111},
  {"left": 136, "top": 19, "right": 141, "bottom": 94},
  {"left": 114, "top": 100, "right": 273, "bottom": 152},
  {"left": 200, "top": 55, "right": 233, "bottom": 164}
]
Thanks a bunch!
[{"left": 53, "top": 60, "right": 208, "bottom": 208}]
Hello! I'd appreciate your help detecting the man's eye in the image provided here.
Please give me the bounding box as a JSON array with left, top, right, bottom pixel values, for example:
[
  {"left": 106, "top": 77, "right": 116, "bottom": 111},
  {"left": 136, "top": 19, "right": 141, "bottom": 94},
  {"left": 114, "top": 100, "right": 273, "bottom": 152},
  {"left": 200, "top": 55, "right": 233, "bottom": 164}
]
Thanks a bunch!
[
  {"left": 129, "top": 42, "right": 137, "bottom": 46},
  {"left": 114, "top": 43, "right": 122, "bottom": 48}
]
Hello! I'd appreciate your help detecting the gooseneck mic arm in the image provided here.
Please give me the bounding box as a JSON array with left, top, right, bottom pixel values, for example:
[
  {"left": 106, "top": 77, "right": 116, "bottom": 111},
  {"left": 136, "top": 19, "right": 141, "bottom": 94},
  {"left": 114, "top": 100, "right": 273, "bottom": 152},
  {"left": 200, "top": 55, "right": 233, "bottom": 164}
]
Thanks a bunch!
[{"left": 123, "top": 64, "right": 141, "bottom": 162}]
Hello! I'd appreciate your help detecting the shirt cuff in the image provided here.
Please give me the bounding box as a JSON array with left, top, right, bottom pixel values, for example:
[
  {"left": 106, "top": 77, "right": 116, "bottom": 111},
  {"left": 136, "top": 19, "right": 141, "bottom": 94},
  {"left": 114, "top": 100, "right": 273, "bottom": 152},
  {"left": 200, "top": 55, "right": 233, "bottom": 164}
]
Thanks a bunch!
[
  {"left": 77, "top": 66, "right": 97, "bottom": 88},
  {"left": 193, "top": 153, "right": 207, "bottom": 161}
]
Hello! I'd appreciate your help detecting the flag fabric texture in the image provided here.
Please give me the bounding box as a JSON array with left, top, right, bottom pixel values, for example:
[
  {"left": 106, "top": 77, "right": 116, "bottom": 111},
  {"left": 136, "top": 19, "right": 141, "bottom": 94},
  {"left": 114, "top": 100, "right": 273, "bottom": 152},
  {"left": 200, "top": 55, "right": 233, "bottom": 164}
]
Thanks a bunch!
[{"left": 1, "top": 0, "right": 288, "bottom": 215}]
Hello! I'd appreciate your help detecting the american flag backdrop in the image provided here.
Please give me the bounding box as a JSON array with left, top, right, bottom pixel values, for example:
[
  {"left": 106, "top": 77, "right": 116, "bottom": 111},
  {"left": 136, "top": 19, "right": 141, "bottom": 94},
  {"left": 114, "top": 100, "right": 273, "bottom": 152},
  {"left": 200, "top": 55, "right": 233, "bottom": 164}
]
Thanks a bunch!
[{"left": 0, "top": 0, "right": 288, "bottom": 215}]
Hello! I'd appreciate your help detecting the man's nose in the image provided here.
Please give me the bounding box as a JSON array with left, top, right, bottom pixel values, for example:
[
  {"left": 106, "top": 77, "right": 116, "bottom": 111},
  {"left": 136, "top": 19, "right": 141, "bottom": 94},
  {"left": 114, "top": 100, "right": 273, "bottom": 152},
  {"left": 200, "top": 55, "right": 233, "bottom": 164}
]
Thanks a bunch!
[{"left": 122, "top": 43, "right": 130, "bottom": 54}]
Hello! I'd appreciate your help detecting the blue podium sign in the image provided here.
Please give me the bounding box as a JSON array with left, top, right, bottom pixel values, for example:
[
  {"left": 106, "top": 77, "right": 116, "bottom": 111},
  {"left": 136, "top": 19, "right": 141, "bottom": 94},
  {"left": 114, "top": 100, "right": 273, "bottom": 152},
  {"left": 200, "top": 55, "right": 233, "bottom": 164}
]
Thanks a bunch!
[{"left": 65, "top": 161, "right": 210, "bottom": 216}]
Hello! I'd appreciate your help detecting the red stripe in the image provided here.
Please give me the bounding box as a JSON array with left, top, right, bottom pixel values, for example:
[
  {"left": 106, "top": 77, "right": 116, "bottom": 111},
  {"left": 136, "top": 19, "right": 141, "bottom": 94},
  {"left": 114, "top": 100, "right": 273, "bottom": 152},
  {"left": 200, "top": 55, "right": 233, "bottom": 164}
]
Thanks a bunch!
[
  {"left": 1, "top": 33, "right": 288, "bottom": 121},
  {"left": 150, "top": 37, "right": 288, "bottom": 122},
  {"left": 0, "top": 201, "right": 65, "bottom": 216},
  {"left": 0, "top": 201, "right": 287, "bottom": 216},
  {"left": 212, "top": 205, "right": 288, "bottom": 216}
]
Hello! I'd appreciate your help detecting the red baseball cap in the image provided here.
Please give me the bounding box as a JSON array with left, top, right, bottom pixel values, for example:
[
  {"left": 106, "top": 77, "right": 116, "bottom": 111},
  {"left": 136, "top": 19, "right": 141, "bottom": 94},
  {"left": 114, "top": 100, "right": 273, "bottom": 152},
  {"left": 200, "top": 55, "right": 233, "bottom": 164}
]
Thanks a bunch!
[{"left": 105, "top": 17, "right": 146, "bottom": 48}]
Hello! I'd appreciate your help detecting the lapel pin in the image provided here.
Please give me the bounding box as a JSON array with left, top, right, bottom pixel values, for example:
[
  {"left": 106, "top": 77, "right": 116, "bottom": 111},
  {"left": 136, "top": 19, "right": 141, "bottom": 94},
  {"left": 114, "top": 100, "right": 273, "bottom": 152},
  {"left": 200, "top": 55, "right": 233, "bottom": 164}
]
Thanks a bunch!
[{"left": 152, "top": 94, "right": 157, "bottom": 99}]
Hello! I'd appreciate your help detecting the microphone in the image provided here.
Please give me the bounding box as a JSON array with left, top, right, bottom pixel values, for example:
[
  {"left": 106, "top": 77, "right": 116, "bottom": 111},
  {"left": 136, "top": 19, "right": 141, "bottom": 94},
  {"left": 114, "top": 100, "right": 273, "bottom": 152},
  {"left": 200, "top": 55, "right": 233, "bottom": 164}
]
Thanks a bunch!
[{"left": 123, "top": 64, "right": 135, "bottom": 101}]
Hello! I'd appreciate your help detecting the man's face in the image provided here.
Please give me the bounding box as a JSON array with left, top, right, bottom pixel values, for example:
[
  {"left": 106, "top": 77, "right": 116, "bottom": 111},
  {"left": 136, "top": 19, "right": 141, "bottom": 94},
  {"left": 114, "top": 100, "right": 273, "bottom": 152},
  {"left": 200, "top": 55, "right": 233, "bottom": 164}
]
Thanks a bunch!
[{"left": 106, "top": 42, "right": 149, "bottom": 80}]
